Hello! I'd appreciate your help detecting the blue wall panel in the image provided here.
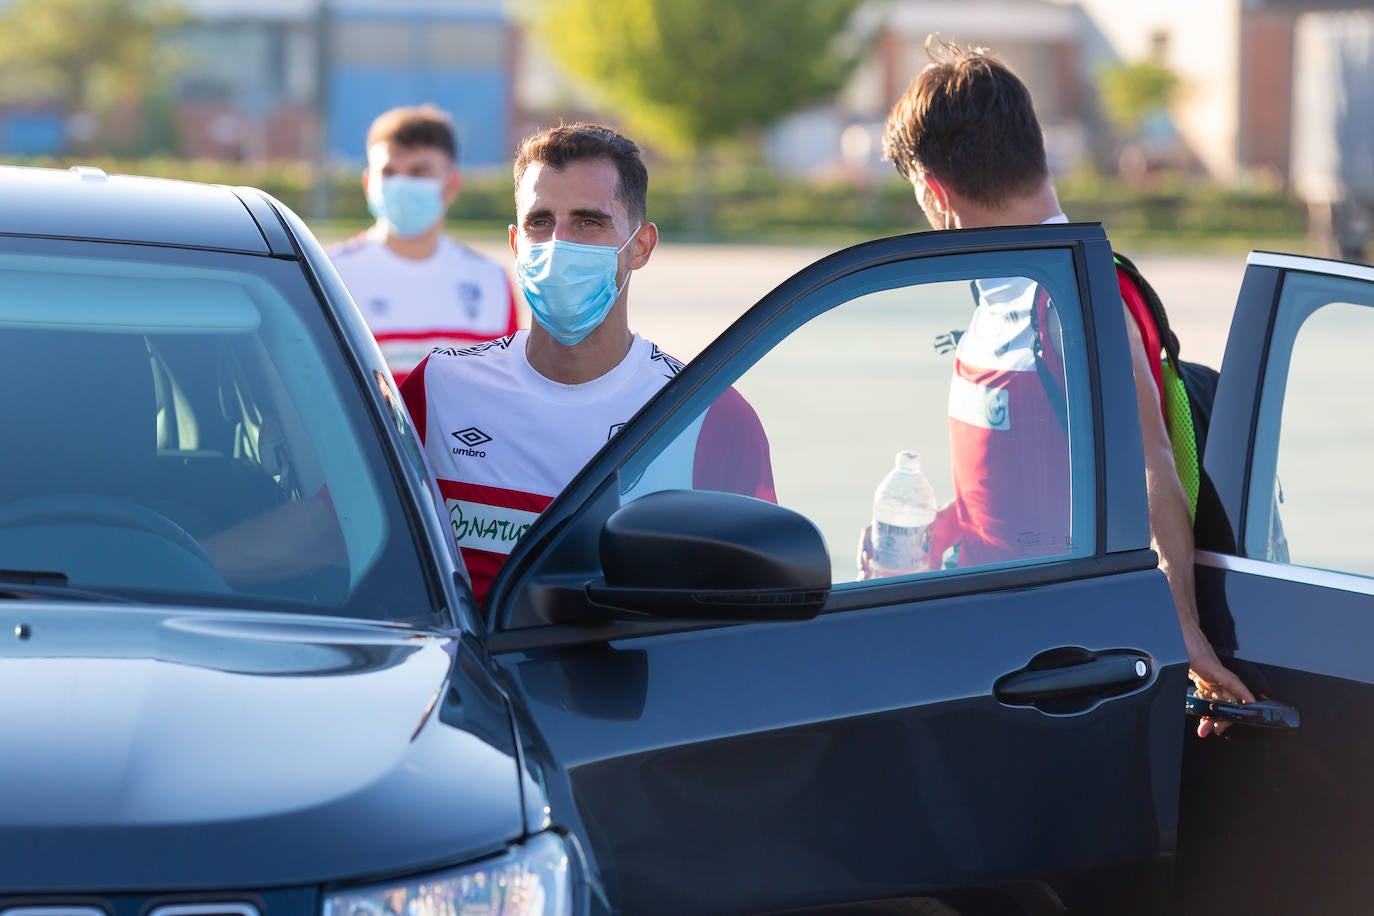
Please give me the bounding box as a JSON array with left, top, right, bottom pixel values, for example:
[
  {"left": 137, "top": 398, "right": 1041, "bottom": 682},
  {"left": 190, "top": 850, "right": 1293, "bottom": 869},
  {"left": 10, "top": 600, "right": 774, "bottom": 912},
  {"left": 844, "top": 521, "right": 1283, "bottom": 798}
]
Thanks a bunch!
[
  {"left": 0, "top": 112, "right": 65, "bottom": 156},
  {"left": 328, "top": 68, "right": 509, "bottom": 168}
]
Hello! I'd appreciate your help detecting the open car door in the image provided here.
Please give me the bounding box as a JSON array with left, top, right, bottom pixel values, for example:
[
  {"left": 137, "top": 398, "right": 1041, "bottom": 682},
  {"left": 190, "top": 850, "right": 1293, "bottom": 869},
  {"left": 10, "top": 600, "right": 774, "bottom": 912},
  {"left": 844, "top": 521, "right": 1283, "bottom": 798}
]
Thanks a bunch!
[
  {"left": 1179, "top": 253, "right": 1374, "bottom": 914},
  {"left": 483, "top": 224, "right": 1190, "bottom": 915}
]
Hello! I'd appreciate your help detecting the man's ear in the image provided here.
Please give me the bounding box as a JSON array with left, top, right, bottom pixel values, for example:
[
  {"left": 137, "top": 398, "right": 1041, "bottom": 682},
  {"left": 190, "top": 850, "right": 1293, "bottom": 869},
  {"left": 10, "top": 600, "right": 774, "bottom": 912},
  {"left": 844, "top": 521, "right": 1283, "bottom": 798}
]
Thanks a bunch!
[
  {"left": 442, "top": 167, "right": 462, "bottom": 206},
  {"left": 923, "top": 174, "right": 952, "bottom": 215},
  {"left": 627, "top": 222, "right": 657, "bottom": 270},
  {"left": 508, "top": 224, "right": 519, "bottom": 257},
  {"left": 360, "top": 169, "right": 371, "bottom": 197}
]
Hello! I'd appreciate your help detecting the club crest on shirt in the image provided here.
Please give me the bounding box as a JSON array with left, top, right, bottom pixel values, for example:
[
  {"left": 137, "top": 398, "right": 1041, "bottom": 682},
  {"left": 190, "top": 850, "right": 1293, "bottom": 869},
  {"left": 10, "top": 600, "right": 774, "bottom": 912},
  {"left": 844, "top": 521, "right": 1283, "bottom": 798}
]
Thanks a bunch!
[
  {"left": 987, "top": 399, "right": 1008, "bottom": 427},
  {"left": 949, "top": 375, "right": 1011, "bottom": 431},
  {"left": 456, "top": 281, "right": 481, "bottom": 319}
]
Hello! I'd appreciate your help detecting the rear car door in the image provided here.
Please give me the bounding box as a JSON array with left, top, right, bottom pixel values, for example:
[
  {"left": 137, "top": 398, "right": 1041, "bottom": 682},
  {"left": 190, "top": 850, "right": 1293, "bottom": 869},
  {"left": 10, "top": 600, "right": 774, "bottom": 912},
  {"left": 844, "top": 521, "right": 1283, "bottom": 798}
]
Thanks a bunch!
[
  {"left": 485, "top": 225, "right": 1189, "bottom": 915},
  {"left": 1178, "top": 253, "right": 1374, "bottom": 915}
]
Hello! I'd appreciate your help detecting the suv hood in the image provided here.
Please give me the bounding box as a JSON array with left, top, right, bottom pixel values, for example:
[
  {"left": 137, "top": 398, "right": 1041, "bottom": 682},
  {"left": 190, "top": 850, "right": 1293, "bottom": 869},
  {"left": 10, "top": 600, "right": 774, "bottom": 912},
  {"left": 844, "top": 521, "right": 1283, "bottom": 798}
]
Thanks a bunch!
[{"left": 0, "top": 604, "right": 523, "bottom": 892}]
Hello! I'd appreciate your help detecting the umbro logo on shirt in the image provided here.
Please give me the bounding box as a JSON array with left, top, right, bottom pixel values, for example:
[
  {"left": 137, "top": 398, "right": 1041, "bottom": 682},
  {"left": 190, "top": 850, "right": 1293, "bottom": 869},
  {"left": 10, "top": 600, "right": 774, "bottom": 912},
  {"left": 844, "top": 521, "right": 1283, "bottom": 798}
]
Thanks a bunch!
[{"left": 451, "top": 426, "right": 493, "bottom": 458}]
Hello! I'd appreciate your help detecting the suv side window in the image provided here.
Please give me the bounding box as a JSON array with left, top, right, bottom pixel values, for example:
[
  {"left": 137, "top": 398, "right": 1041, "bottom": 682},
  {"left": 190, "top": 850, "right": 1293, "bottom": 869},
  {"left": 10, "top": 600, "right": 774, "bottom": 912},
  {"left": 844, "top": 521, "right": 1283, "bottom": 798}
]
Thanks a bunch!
[
  {"left": 620, "top": 249, "right": 1095, "bottom": 585},
  {"left": 1244, "top": 271, "right": 1374, "bottom": 575}
]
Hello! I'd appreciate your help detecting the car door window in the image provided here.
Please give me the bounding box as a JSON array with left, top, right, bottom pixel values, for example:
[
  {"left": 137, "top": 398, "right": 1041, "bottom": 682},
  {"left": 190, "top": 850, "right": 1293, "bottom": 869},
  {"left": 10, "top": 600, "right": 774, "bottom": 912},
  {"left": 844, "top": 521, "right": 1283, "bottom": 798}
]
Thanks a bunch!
[
  {"left": 1244, "top": 269, "right": 1374, "bottom": 575},
  {"left": 619, "top": 248, "right": 1095, "bottom": 585}
]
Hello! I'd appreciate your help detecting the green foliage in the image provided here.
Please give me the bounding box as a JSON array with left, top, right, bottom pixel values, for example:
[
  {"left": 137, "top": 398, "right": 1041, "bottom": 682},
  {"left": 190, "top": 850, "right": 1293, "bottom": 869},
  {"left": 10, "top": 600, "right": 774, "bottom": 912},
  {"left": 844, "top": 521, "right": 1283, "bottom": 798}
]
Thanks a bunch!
[
  {"left": 1056, "top": 170, "right": 1305, "bottom": 241},
  {"left": 5, "top": 157, "right": 1306, "bottom": 251},
  {"left": 519, "top": 0, "right": 867, "bottom": 152},
  {"left": 0, "top": 0, "right": 185, "bottom": 113},
  {"left": 1099, "top": 60, "right": 1180, "bottom": 138},
  {"left": 130, "top": 79, "right": 181, "bottom": 158}
]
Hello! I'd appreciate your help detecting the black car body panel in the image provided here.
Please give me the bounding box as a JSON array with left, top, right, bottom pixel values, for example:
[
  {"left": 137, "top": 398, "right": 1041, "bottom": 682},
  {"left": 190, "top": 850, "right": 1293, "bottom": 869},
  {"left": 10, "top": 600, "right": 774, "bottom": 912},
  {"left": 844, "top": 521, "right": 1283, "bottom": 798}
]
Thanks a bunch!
[
  {"left": 483, "top": 224, "right": 1191, "bottom": 913},
  {"left": 0, "top": 165, "right": 271, "bottom": 254},
  {"left": 1177, "top": 252, "right": 1374, "bottom": 915},
  {"left": 0, "top": 607, "right": 523, "bottom": 891},
  {"left": 231, "top": 187, "right": 298, "bottom": 257},
  {"left": 497, "top": 569, "right": 1188, "bottom": 914}
]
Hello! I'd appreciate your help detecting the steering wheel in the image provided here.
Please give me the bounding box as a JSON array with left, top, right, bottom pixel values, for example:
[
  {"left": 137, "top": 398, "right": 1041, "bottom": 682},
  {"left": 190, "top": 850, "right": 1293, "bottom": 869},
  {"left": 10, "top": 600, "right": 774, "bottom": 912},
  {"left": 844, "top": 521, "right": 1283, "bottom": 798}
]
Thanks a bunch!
[{"left": 0, "top": 494, "right": 221, "bottom": 573}]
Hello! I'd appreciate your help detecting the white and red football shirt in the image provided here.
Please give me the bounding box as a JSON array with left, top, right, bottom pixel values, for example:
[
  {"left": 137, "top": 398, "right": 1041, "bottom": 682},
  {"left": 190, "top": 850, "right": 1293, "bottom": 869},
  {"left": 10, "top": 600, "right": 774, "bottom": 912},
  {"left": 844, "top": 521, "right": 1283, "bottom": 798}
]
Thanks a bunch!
[
  {"left": 947, "top": 276, "right": 1071, "bottom": 566},
  {"left": 401, "top": 331, "right": 774, "bottom": 602},
  {"left": 329, "top": 228, "right": 519, "bottom": 387}
]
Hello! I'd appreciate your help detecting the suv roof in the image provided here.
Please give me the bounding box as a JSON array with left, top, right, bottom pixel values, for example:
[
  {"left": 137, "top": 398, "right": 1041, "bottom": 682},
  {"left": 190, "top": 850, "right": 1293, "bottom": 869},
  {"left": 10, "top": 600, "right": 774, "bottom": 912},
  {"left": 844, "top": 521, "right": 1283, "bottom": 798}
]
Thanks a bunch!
[{"left": 0, "top": 165, "right": 282, "bottom": 254}]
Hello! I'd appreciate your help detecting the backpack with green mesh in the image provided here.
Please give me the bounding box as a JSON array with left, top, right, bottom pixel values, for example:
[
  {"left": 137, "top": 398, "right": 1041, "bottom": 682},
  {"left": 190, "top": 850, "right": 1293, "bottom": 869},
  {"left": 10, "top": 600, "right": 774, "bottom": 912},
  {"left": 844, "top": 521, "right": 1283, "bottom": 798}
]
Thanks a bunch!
[
  {"left": 961, "top": 253, "right": 1220, "bottom": 525},
  {"left": 1111, "top": 251, "right": 1218, "bottom": 523}
]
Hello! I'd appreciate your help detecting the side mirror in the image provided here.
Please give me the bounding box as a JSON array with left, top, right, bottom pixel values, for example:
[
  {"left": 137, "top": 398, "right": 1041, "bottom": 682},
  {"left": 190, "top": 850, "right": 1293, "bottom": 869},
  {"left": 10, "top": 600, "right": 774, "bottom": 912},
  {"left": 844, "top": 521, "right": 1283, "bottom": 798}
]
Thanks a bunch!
[{"left": 579, "top": 489, "right": 831, "bottom": 623}]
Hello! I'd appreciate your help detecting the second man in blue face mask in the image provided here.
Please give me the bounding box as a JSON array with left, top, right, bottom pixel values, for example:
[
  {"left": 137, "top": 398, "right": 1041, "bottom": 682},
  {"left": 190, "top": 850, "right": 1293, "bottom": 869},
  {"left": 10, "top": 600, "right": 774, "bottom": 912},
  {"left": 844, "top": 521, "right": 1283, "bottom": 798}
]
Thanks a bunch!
[
  {"left": 328, "top": 104, "right": 521, "bottom": 387},
  {"left": 398, "top": 122, "right": 777, "bottom": 604}
]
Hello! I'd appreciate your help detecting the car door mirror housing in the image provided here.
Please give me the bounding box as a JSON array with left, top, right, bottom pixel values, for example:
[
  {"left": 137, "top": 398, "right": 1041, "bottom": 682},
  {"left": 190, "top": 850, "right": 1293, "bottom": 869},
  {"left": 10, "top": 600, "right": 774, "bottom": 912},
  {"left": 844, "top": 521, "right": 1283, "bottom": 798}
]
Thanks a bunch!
[{"left": 578, "top": 489, "right": 830, "bottom": 623}]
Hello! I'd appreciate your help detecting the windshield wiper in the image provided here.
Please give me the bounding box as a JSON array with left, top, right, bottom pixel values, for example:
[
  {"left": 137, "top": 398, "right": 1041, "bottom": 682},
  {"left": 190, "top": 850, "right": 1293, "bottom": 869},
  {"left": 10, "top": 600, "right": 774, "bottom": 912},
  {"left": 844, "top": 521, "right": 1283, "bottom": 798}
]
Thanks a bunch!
[{"left": 0, "top": 569, "right": 138, "bottom": 603}]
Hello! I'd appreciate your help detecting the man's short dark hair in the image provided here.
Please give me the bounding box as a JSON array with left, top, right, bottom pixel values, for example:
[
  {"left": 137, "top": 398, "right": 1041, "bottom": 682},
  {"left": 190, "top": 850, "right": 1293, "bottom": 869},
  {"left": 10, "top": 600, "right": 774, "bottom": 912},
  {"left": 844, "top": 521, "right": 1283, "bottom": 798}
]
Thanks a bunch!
[
  {"left": 882, "top": 36, "right": 1049, "bottom": 209},
  {"left": 367, "top": 104, "right": 458, "bottom": 162},
  {"left": 513, "top": 122, "right": 648, "bottom": 224}
]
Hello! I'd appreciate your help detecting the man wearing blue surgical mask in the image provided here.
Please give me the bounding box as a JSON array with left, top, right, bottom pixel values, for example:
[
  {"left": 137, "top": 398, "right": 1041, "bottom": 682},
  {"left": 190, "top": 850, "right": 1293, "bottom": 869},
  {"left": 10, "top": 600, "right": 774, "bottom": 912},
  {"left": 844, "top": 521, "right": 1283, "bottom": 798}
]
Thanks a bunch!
[
  {"left": 400, "top": 122, "right": 776, "bottom": 603},
  {"left": 330, "top": 105, "right": 519, "bottom": 387}
]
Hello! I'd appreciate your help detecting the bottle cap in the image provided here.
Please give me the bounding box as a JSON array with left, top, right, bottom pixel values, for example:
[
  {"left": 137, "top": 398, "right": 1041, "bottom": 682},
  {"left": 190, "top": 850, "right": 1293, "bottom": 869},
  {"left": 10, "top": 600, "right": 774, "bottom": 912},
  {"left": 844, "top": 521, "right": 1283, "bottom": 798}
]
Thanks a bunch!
[{"left": 895, "top": 450, "right": 921, "bottom": 471}]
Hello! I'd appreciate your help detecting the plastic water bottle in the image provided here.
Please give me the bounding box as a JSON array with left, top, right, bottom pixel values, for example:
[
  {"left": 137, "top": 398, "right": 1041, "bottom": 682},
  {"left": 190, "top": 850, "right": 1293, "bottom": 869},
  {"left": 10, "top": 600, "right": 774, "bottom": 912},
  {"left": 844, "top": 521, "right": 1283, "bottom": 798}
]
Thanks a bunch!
[{"left": 871, "top": 451, "right": 937, "bottom": 576}]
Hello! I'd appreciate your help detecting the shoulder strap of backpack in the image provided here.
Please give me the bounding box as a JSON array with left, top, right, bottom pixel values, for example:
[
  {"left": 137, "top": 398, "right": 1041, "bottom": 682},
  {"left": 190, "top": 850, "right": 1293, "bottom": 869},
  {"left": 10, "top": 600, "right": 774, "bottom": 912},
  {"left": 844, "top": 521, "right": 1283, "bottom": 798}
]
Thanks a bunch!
[
  {"left": 1114, "top": 251, "right": 1210, "bottom": 521},
  {"left": 1113, "top": 250, "right": 1181, "bottom": 367},
  {"left": 1029, "top": 284, "right": 1069, "bottom": 432}
]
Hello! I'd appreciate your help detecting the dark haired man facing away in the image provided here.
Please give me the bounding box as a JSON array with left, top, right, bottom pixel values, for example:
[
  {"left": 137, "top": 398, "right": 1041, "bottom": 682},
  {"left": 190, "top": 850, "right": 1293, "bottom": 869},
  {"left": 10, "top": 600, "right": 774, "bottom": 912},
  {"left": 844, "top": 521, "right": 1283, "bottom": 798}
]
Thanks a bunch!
[{"left": 880, "top": 38, "right": 1253, "bottom": 735}]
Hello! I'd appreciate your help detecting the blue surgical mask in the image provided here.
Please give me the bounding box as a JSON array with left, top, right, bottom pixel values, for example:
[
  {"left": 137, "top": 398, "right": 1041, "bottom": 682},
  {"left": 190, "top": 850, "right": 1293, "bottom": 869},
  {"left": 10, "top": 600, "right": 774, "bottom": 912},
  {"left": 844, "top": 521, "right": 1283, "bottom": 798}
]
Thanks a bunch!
[
  {"left": 367, "top": 174, "right": 445, "bottom": 238},
  {"left": 516, "top": 226, "right": 641, "bottom": 347}
]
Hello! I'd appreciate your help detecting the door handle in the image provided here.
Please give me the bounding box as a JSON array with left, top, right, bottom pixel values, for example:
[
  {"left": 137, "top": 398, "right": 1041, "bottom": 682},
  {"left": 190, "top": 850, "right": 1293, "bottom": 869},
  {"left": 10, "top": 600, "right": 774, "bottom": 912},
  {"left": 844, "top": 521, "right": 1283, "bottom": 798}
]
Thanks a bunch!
[
  {"left": 1185, "top": 688, "right": 1300, "bottom": 730},
  {"left": 995, "top": 646, "right": 1152, "bottom": 710}
]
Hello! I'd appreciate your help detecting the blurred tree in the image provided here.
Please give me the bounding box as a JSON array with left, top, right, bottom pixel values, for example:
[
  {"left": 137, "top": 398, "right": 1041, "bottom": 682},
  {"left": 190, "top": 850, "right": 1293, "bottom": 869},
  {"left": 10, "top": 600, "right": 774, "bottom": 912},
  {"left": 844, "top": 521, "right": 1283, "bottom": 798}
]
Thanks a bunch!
[
  {"left": 0, "top": 0, "right": 186, "bottom": 152},
  {"left": 520, "top": 0, "right": 867, "bottom": 237},
  {"left": 1099, "top": 59, "right": 1181, "bottom": 183},
  {"left": 1099, "top": 60, "right": 1180, "bottom": 139}
]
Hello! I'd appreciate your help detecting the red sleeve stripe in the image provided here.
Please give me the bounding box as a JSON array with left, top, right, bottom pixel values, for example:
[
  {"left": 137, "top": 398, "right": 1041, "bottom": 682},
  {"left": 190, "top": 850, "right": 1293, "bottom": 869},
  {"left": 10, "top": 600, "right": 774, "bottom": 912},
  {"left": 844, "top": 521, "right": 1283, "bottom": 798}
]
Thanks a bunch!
[{"left": 398, "top": 355, "right": 429, "bottom": 445}]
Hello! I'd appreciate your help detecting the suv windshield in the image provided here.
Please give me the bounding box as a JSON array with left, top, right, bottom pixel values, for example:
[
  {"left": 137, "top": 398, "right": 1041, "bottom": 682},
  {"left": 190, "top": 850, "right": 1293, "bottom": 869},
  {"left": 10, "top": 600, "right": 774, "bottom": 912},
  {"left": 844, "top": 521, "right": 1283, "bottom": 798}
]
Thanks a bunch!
[{"left": 0, "top": 237, "right": 439, "bottom": 624}]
